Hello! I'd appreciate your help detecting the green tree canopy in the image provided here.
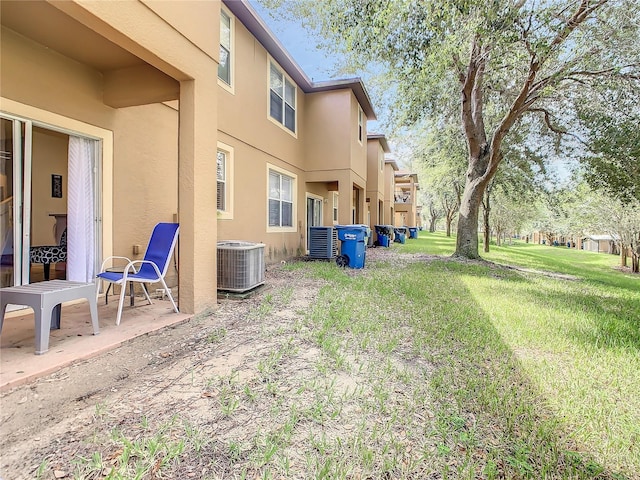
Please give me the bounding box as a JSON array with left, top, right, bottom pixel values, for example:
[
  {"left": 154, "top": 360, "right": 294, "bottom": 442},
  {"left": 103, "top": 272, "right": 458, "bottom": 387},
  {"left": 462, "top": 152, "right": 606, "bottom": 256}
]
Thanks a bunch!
[{"left": 576, "top": 82, "right": 640, "bottom": 203}]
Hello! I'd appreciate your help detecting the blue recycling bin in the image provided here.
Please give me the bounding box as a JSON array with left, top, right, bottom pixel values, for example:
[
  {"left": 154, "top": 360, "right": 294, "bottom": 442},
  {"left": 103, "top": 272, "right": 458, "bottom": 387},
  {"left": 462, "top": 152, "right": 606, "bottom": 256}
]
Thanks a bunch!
[
  {"left": 394, "top": 227, "right": 406, "bottom": 244},
  {"left": 408, "top": 227, "right": 418, "bottom": 239},
  {"left": 335, "top": 225, "right": 367, "bottom": 268},
  {"left": 353, "top": 224, "right": 372, "bottom": 244},
  {"left": 374, "top": 225, "right": 392, "bottom": 247}
]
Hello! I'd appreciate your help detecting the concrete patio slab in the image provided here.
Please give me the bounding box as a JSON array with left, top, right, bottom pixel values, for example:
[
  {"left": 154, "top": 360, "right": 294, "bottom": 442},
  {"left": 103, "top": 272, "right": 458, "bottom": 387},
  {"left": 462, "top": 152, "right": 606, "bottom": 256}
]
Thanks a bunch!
[{"left": 0, "top": 297, "right": 192, "bottom": 391}]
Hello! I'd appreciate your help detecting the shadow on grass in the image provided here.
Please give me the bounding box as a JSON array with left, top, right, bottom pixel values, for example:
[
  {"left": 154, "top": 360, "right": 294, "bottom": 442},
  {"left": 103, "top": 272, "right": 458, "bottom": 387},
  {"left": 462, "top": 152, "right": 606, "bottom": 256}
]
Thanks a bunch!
[
  {"left": 450, "top": 256, "right": 640, "bottom": 352},
  {"left": 519, "top": 281, "right": 639, "bottom": 351},
  {"left": 334, "top": 258, "right": 632, "bottom": 479},
  {"left": 487, "top": 243, "right": 639, "bottom": 295}
]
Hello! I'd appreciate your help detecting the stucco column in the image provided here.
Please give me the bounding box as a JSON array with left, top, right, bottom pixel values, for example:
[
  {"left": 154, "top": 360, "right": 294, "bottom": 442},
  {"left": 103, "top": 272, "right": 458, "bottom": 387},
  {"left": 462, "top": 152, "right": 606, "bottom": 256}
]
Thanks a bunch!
[
  {"left": 338, "top": 172, "right": 352, "bottom": 225},
  {"left": 178, "top": 78, "right": 217, "bottom": 314}
]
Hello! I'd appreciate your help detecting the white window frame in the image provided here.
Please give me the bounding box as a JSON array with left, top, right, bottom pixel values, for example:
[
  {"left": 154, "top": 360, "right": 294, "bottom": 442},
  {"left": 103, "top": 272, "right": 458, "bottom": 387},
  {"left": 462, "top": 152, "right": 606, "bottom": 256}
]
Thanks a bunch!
[
  {"left": 332, "top": 191, "right": 339, "bottom": 225},
  {"left": 217, "top": 8, "right": 234, "bottom": 94},
  {"left": 267, "top": 163, "right": 297, "bottom": 232},
  {"left": 358, "top": 106, "right": 364, "bottom": 144},
  {"left": 217, "top": 142, "right": 234, "bottom": 219},
  {"left": 267, "top": 58, "right": 297, "bottom": 137}
]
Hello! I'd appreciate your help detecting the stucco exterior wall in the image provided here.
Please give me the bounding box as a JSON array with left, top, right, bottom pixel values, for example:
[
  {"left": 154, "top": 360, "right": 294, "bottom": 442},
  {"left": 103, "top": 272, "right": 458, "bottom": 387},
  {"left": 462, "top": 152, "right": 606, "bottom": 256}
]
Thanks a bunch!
[
  {"left": 349, "top": 95, "right": 368, "bottom": 182},
  {"left": 215, "top": 7, "right": 376, "bottom": 261},
  {"left": 383, "top": 163, "right": 396, "bottom": 225},
  {"left": 366, "top": 140, "right": 385, "bottom": 197},
  {"left": 66, "top": 0, "right": 220, "bottom": 313},
  {"left": 1, "top": 26, "right": 116, "bottom": 278},
  {"left": 215, "top": 8, "right": 313, "bottom": 262},
  {"left": 218, "top": 12, "right": 306, "bottom": 169},
  {"left": 112, "top": 103, "right": 179, "bottom": 287},
  {"left": 143, "top": 0, "right": 219, "bottom": 61},
  {"left": 216, "top": 131, "right": 307, "bottom": 262},
  {"left": 366, "top": 139, "right": 385, "bottom": 232},
  {"left": 2, "top": 22, "right": 183, "bottom": 291},
  {"left": 305, "top": 90, "right": 351, "bottom": 172}
]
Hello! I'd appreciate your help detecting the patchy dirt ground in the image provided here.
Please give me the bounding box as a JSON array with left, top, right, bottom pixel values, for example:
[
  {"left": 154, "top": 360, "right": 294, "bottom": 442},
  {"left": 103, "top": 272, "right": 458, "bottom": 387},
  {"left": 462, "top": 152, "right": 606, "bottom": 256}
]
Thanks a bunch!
[{"left": 0, "top": 256, "right": 329, "bottom": 478}]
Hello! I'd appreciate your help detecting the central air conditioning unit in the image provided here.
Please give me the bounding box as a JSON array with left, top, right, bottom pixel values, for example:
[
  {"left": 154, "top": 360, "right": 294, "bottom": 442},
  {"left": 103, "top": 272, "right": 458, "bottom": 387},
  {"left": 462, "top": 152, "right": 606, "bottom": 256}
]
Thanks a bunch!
[
  {"left": 217, "top": 241, "right": 266, "bottom": 292},
  {"left": 308, "top": 226, "right": 338, "bottom": 259}
]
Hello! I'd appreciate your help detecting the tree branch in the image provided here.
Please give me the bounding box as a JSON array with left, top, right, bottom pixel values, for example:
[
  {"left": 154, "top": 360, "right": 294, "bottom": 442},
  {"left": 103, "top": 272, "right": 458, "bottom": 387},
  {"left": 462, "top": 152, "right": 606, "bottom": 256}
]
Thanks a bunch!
[
  {"left": 471, "top": 45, "right": 490, "bottom": 145},
  {"left": 482, "top": 2, "right": 609, "bottom": 185},
  {"left": 485, "top": 55, "right": 540, "bottom": 182},
  {"left": 460, "top": 36, "right": 484, "bottom": 158},
  {"left": 547, "top": 0, "right": 609, "bottom": 54},
  {"left": 567, "top": 64, "right": 640, "bottom": 77},
  {"left": 529, "top": 108, "right": 567, "bottom": 134}
]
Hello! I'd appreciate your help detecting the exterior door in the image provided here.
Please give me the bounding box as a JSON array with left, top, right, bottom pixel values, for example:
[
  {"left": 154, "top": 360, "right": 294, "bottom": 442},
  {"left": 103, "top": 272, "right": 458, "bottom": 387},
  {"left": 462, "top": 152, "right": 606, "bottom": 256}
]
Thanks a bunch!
[
  {"left": 306, "top": 196, "right": 322, "bottom": 251},
  {"left": 0, "top": 114, "right": 100, "bottom": 288}
]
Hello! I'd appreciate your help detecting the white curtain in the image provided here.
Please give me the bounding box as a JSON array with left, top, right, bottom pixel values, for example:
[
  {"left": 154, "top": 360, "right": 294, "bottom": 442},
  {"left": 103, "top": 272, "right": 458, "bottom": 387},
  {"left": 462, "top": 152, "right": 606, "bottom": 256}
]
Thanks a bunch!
[{"left": 67, "top": 136, "right": 96, "bottom": 283}]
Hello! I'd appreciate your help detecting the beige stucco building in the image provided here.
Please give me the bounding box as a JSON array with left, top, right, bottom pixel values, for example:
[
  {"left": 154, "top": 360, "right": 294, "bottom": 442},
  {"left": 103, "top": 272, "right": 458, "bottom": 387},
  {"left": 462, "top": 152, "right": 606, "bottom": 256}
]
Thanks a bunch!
[
  {"left": 394, "top": 171, "right": 420, "bottom": 227},
  {"left": 216, "top": 1, "right": 378, "bottom": 261},
  {"left": 0, "top": 0, "right": 394, "bottom": 319},
  {"left": 366, "top": 134, "right": 391, "bottom": 233}
]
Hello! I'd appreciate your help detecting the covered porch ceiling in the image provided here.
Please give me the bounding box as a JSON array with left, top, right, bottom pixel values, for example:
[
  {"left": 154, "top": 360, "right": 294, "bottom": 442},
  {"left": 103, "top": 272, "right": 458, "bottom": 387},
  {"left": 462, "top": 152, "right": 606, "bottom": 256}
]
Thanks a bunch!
[{"left": 1, "top": 0, "right": 180, "bottom": 108}]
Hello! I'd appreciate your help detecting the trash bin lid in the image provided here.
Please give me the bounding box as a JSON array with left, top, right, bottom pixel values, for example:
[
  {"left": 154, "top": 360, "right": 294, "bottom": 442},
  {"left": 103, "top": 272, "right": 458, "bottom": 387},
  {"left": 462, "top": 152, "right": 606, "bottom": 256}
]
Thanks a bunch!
[{"left": 336, "top": 227, "right": 366, "bottom": 241}]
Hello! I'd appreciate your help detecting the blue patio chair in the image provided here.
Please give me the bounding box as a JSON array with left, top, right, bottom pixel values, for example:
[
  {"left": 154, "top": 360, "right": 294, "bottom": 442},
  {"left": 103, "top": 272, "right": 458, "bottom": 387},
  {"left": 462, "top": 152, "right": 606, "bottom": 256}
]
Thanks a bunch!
[{"left": 97, "top": 222, "right": 179, "bottom": 325}]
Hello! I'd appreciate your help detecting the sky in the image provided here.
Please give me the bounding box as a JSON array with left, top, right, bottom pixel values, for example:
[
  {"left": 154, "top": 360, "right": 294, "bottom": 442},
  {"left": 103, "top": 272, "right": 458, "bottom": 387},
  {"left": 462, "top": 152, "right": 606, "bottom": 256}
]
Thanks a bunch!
[{"left": 248, "top": 1, "right": 339, "bottom": 82}]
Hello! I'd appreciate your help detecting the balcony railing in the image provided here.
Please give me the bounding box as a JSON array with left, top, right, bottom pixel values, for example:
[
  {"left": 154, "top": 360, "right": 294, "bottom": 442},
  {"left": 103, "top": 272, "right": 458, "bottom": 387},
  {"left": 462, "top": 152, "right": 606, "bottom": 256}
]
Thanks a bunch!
[{"left": 394, "top": 194, "right": 412, "bottom": 204}]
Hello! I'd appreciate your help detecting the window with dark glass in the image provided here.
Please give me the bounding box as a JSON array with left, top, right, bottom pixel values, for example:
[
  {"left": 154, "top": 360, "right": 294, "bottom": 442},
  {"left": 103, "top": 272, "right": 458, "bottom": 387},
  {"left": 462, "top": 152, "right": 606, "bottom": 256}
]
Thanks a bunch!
[
  {"left": 218, "top": 11, "right": 231, "bottom": 85},
  {"left": 269, "top": 63, "right": 296, "bottom": 133}
]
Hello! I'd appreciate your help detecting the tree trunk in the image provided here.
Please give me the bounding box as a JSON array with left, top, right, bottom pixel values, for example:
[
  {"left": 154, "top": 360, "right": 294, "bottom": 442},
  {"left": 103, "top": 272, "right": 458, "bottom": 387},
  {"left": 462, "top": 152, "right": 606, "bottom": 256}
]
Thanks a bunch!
[
  {"left": 482, "top": 192, "right": 490, "bottom": 253},
  {"left": 455, "top": 175, "right": 486, "bottom": 259},
  {"left": 621, "top": 248, "right": 627, "bottom": 267},
  {"left": 446, "top": 217, "right": 452, "bottom": 237},
  {"left": 429, "top": 218, "right": 437, "bottom": 232}
]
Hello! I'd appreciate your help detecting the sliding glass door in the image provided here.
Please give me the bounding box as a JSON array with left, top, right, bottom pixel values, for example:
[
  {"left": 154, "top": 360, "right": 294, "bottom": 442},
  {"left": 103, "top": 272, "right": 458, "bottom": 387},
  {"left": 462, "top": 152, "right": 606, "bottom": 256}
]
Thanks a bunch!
[
  {"left": 0, "top": 115, "right": 32, "bottom": 287},
  {"left": 1, "top": 113, "right": 99, "bottom": 288}
]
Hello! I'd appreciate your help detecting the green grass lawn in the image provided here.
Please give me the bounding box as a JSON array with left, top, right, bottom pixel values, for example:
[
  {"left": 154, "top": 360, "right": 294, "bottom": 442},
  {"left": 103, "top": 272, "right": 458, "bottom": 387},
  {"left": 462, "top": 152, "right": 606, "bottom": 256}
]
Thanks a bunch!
[{"left": 390, "top": 230, "right": 640, "bottom": 477}]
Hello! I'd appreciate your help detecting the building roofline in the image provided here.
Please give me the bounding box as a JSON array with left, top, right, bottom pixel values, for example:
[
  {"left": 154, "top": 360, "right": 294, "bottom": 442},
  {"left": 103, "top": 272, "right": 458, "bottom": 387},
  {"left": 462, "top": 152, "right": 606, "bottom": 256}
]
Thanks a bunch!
[
  {"left": 311, "top": 79, "right": 376, "bottom": 119},
  {"left": 222, "top": 0, "right": 377, "bottom": 120},
  {"left": 395, "top": 171, "right": 420, "bottom": 188},
  {"left": 385, "top": 158, "right": 400, "bottom": 171},
  {"left": 367, "top": 133, "right": 390, "bottom": 153}
]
